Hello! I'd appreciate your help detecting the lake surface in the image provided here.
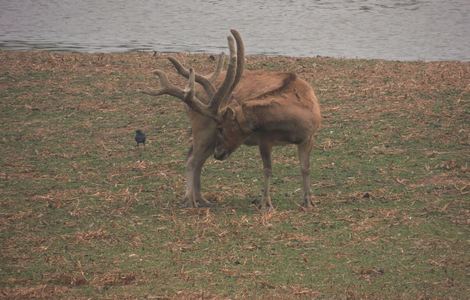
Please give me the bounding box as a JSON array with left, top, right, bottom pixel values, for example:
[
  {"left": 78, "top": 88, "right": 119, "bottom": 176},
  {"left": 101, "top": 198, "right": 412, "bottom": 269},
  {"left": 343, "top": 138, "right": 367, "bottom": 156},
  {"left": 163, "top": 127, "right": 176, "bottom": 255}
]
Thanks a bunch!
[{"left": 1, "top": 0, "right": 469, "bottom": 61}]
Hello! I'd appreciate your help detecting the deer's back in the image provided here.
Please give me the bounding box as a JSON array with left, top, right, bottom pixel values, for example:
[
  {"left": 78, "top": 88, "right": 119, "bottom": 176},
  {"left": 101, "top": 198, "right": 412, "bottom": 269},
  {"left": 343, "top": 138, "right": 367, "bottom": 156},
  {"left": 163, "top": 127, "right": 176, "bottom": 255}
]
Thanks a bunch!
[{"left": 227, "top": 70, "right": 321, "bottom": 145}]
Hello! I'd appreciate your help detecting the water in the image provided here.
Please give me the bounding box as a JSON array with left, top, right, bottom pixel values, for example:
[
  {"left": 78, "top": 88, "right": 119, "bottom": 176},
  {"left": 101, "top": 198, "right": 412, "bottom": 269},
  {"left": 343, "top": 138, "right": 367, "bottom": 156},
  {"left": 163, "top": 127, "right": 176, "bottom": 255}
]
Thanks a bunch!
[{"left": 0, "top": 0, "right": 469, "bottom": 61}]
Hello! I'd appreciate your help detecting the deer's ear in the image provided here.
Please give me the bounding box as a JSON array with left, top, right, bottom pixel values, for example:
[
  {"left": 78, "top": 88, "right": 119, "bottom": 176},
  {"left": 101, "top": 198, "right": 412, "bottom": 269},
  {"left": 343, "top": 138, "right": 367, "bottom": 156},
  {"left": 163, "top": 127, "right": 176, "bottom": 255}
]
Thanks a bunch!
[
  {"left": 220, "top": 106, "right": 236, "bottom": 120},
  {"left": 233, "top": 105, "right": 254, "bottom": 132}
]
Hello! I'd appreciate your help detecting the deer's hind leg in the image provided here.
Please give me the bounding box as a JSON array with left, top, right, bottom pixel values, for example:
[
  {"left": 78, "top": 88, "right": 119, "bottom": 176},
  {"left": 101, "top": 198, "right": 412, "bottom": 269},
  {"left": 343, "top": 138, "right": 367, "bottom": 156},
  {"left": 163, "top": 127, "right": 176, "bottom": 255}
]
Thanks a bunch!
[
  {"left": 297, "top": 138, "right": 314, "bottom": 209},
  {"left": 258, "top": 142, "right": 274, "bottom": 211}
]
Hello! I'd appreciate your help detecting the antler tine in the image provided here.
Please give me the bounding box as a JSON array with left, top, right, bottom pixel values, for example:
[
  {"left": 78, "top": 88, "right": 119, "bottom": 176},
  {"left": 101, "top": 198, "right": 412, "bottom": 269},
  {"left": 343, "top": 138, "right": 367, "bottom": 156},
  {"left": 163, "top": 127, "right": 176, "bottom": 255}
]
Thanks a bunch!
[
  {"left": 167, "top": 57, "right": 217, "bottom": 99},
  {"left": 141, "top": 69, "right": 185, "bottom": 99},
  {"left": 209, "top": 35, "right": 237, "bottom": 112},
  {"left": 229, "top": 29, "right": 245, "bottom": 93},
  {"left": 179, "top": 68, "right": 219, "bottom": 121},
  {"left": 184, "top": 68, "right": 196, "bottom": 100},
  {"left": 208, "top": 52, "right": 225, "bottom": 83}
]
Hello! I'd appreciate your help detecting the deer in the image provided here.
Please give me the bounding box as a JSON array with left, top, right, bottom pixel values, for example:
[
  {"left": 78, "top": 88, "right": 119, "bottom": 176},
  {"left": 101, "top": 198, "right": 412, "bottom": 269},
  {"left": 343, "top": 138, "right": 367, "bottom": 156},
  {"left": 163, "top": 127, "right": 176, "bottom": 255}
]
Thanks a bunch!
[{"left": 143, "top": 30, "right": 321, "bottom": 210}]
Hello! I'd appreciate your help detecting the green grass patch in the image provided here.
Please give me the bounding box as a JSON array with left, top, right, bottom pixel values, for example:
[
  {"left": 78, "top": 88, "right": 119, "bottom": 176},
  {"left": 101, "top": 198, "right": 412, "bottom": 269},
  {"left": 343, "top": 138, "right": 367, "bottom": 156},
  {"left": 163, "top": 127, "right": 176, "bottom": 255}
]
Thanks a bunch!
[{"left": 0, "top": 51, "right": 468, "bottom": 299}]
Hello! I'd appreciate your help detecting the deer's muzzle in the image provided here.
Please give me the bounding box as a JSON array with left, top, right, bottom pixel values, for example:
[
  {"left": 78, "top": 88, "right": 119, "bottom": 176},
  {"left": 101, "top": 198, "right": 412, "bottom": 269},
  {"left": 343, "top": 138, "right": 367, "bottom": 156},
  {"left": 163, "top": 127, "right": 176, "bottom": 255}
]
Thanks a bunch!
[{"left": 214, "top": 149, "right": 230, "bottom": 161}]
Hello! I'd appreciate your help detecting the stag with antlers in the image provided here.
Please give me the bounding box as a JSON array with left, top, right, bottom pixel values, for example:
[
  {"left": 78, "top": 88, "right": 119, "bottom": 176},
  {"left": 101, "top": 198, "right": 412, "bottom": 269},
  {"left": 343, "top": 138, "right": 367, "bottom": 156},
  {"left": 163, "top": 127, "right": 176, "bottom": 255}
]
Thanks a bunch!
[{"left": 144, "top": 30, "right": 321, "bottom": 210}]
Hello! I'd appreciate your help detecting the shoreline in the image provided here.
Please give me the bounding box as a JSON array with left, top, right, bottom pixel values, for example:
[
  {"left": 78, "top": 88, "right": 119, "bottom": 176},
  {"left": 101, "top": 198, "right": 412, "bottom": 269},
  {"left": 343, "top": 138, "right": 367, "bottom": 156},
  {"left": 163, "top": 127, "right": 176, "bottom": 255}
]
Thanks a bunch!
[{"left": 2, "top": 48, "right": 470, "bottom": 64}]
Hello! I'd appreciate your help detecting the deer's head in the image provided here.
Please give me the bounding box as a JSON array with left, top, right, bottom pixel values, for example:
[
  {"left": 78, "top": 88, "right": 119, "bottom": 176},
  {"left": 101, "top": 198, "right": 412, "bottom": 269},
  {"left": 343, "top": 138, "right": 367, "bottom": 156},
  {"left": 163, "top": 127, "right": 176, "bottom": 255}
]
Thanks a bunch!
[
  {"left": 146, "top": 30, "right": 246, "bottom": 160},
  {"left": 213, "top": 105, "right": 254, "bottom": 160}
]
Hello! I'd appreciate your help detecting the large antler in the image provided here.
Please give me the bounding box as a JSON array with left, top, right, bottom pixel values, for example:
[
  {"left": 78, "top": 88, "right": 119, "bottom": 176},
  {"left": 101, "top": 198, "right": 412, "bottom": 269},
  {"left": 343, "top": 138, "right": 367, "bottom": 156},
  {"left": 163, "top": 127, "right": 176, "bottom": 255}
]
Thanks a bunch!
[{"left": 144, "top": 29, "right": 245, "bottom": 120}]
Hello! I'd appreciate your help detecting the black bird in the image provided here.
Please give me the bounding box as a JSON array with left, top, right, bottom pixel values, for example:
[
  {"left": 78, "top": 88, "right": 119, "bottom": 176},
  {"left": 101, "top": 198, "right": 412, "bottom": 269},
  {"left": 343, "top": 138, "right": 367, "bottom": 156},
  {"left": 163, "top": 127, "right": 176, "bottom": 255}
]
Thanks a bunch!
[{"left": 135, "top": 130, "right": 146, "bottom": 147}]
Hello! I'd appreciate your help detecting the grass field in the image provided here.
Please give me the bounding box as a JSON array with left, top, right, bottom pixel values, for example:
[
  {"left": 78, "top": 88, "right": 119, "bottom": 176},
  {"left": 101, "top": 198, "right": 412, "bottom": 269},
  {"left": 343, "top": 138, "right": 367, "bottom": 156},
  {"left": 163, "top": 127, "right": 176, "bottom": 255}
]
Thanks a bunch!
[{"left": 0, "top": 50, "right": 469, "bottom": 299}]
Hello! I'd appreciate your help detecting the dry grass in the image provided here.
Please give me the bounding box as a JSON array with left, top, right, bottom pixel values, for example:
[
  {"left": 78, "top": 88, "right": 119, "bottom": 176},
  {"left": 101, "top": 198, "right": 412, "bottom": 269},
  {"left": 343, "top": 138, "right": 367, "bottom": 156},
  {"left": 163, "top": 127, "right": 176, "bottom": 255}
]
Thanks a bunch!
[{"left": 0, "top": 50, "right": 469, "bottom": 299}]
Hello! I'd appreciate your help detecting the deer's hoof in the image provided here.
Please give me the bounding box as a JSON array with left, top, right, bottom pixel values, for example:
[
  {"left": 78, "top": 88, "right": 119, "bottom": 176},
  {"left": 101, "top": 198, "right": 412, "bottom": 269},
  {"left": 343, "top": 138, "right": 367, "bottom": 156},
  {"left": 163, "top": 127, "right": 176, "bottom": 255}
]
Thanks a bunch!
[
  {"left": 180, "top": 200, "right": 196, "bottom": 208},
  {"left": 300, "top": 198, "right": 315, "bottom": 211},
  {"left": 196, "top": 198, "right": 214, "bottom": 208},
  {"left": 260, "top": 205, "right": 275, "bottom": 213},
  {"left": 180, "top": 196, "right": 214, "bottom": 208},
  {"left": 256, "top": 200, "right": 275, "bottom": 213}
]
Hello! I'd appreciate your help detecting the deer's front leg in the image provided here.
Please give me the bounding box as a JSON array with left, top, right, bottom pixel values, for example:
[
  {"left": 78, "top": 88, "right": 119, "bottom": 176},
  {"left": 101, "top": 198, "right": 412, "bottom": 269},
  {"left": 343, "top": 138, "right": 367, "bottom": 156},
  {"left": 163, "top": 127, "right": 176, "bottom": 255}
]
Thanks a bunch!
[
  {"left": 259, "top": 142, "right": 274, "bottom": 211},
  {"left": 184, "top": 144, "right": 212, "bottom": 207}
]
